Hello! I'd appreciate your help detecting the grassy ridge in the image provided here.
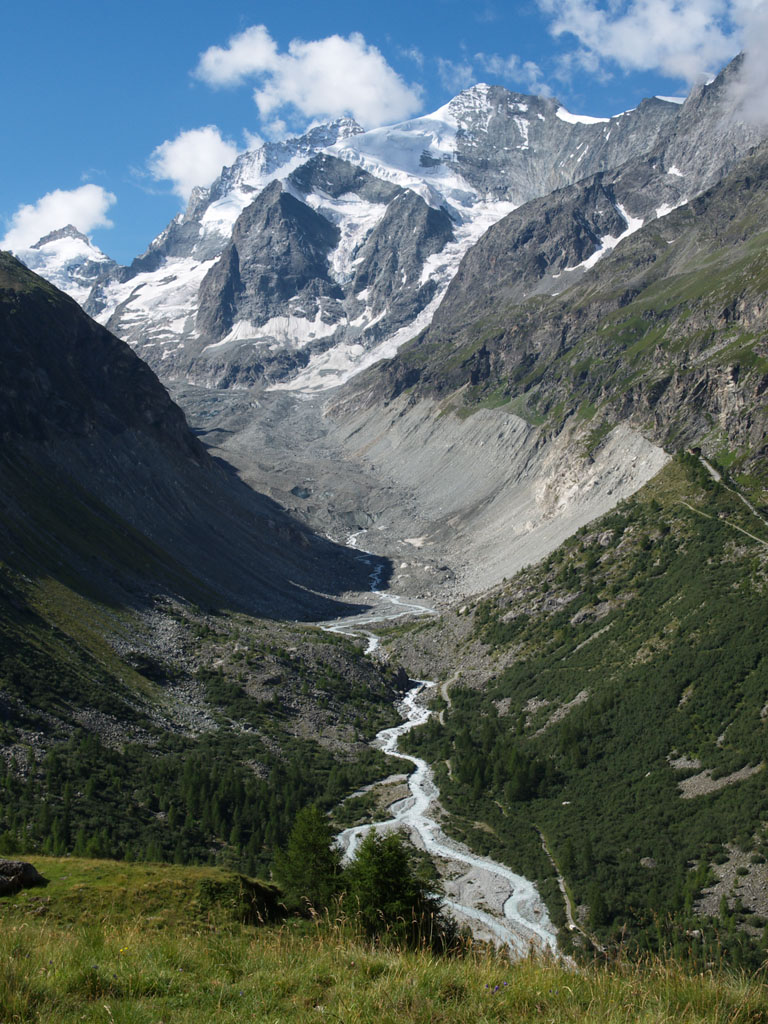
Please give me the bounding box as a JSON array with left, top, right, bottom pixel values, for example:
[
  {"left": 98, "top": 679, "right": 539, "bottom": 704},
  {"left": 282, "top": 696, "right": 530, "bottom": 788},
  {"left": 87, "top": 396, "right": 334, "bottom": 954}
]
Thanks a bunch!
[{"left": 2, "top": 857, "right": 767, "bottom": 1023}]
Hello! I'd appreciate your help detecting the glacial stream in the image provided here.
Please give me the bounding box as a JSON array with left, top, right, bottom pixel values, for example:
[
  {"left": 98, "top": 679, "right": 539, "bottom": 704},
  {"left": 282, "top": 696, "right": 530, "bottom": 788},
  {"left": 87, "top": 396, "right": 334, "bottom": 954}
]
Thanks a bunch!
[{"left": 322, "top": 535, "right": 558, "bottom": 956}]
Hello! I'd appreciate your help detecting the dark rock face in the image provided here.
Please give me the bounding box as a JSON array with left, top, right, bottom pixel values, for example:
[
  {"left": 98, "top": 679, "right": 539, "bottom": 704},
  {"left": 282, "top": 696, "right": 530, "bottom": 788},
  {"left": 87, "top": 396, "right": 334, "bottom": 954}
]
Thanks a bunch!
[
  {"left": 351, "top": 190, "right": 455, "bottom": 329},
  {"left": 367, "top": 138, "right": 768, "bottom": 467},
  {"left": 288, "top": 153, "right": 402, "bottom": 205},
  {"left": 188, "top": 178, "right": 455, "bottom": 384},
  {"left": 0, "top": 859, "right": 47, "bottom": 896},
  {"left": 30, "top": 225, "right": 91, "bottom": 249},
  {"left": 448, "top": 87, "right": 681, "bottom": 204},
  {"left": 418, "top": 60, "right": 766, "bottom": 362},
  {"left": 429, "top": 176, "right": 627, "bottom": 336},
  {"left": 196, "top": 181, "right": 342, "bottom": 342},
  {"left": 0, "top": 254, "right": 199, "bottom": 456}
]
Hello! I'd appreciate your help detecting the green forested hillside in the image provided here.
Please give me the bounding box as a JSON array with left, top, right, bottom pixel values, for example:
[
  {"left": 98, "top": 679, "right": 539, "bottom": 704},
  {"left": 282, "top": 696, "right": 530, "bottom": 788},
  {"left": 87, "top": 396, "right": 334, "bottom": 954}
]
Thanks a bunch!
[
  {"left": 402, "top": 454, "right": 768, "bottom": 965},
  {"left": 0, "top": 250, "right": 407, "bottom": 876},
  {"left": 0, "top": 577, "right": 405, "bottom": 874}
]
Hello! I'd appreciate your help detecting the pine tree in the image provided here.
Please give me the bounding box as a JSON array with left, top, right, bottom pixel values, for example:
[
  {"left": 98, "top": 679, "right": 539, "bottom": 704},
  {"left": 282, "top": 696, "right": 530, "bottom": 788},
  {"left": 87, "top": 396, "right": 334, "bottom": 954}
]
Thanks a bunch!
[
  {"left": 343, "top": 829, "right": 452, "bottom": 949},
  {"left": 272, "top": 805, "right": 341, "bottom": 910}
]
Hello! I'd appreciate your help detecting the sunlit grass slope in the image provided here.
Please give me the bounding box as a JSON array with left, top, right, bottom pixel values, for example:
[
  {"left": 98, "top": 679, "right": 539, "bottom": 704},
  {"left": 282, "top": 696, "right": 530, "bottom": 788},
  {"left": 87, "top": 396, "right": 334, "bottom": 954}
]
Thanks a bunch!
[{"left": 2, "top": 857, "right": 767, "bottom": 1023}]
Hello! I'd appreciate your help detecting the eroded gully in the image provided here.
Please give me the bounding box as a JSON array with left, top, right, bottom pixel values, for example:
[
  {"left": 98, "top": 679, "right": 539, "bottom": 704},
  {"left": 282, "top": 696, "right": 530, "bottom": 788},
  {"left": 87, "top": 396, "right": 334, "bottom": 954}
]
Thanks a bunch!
[{"left": 321, "top": 533, "right": 558, "bottom": 956}]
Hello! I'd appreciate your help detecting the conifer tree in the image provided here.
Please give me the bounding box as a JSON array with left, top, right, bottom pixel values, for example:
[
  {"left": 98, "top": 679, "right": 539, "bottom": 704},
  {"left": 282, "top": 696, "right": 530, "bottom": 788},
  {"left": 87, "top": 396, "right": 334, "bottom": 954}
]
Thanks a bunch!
[
  {"left": 344, "top": 829, "right": 454, "bottom": 949},
  {"left": 273, "top": 805, "right": 341, "bottom": 910}
]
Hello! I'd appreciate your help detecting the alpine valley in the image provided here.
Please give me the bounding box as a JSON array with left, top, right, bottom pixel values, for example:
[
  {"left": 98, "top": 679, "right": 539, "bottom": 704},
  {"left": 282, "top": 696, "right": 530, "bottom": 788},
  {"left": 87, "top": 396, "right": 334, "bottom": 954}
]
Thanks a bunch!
[{"left": 3, "top": 50, "right": 768, "bottom": 973}]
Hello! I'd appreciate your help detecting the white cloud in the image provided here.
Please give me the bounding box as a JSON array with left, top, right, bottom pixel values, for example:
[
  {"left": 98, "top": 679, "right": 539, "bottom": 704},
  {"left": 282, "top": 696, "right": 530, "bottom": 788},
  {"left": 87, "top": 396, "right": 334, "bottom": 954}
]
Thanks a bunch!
[
  {"left": 194, "top": 26, "right": 423, "bottom": 129},
  {"left": 436, "top": 52, "right": 552, "bottom": 97},
  {"left": 554, "top": 47, "right": 607, "bottom": 83},
  {"left": 194, "top": 25, "right": 279, "bottom": 87},
  {"left": 476, "top": 53, "right": 553, "bottom": 95},
  {"left": 437, "top": 58, "right": 476, "bottom": 92},
  {"left": 537, "top": 0, "right": 742, "bottom": 82},
  {"left": 243, "top": 129, "right": 265, "bottom": 150},
  {"left": 728, "top": 4, "right": 768, "bottom": 124},
  {"left": 148, "top": 126, "right": 241, "bottom": 201},
  {"left": 400, "top": 46, "right": 425, "bottom": 68},
  {"left": 264, "top": 118, "right": 288, "bottom": 141},
  {"left": 2, "top": 184, "right": 116, "bottom": 250}
]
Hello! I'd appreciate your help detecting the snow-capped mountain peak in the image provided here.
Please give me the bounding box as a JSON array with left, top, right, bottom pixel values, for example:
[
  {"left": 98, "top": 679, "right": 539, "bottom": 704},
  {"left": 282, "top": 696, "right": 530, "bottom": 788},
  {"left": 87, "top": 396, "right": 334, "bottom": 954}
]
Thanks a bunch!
[
  {"left": 26, "top": 60, "right": 762, "bottom": 396},
  {"left": 30, "top": 224, "right": 93, "bottom": 249},
  {"left": 16, "top": 225, "right": 115, "bottom": 305}
]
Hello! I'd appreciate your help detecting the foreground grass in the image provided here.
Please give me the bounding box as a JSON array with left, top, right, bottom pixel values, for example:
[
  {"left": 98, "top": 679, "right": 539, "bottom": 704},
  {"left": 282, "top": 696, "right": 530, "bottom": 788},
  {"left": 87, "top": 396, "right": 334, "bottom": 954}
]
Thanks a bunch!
[{"left": 1, "top": 858, "right": 767, "bottom": 1023}]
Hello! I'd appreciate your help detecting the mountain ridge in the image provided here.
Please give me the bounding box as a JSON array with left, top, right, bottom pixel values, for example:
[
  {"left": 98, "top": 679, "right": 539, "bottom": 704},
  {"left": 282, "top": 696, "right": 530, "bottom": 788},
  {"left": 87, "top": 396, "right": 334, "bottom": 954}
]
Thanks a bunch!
[{"left": 20, "top": 71, "right": 747, "bottom": 392}]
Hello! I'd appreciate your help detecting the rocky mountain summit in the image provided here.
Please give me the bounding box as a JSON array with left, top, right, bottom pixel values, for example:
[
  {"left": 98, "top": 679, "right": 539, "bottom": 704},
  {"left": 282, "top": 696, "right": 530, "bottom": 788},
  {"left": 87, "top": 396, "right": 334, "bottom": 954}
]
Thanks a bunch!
[
  {"left": 14, "top": 224, "right": 116, "bottom": 306},
  {"left": 22, "top": 66, "right": 756, "bottom": 392}
]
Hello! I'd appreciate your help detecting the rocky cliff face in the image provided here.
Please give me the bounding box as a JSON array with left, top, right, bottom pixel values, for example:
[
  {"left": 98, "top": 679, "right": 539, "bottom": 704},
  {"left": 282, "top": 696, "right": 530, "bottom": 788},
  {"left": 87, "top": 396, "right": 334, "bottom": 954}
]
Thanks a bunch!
[
  {"left": 196, "top": 181, "right": 343, "bottom": 340},
  {"left": 428, "top": 86, "right": 678, "bottom": 203},
  {"left": 424, "top": 60, "right": 764, "bottom": 348}
]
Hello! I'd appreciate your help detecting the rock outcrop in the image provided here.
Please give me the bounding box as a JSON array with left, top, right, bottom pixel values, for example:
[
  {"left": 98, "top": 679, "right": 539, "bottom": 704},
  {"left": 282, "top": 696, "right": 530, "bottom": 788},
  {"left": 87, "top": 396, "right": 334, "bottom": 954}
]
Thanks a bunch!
[{"left": 0, "top": 859, "right": 47, "bottom": 896}]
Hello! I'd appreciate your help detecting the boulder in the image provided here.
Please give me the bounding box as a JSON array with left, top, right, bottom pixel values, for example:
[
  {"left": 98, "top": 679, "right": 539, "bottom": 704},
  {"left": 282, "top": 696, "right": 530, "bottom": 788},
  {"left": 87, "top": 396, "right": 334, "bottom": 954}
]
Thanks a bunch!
[{"left": 0, "top": 859, "right": 47, "bottom": 896}]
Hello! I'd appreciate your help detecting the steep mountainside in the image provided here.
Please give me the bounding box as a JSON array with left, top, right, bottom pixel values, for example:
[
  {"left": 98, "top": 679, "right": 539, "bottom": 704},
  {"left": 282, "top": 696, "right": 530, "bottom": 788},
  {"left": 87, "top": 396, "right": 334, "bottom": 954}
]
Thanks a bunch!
[
  {"left": 389, "top": 453, "right": 768, "bottom": 966},
  {"left": 0, "top": 253, "right": 408, "bottom": 871},
  {"left": 363, "top": 137, "right": 768, "bottom": 483},
  {"left": 0, "top": 252, "right": 377, "bottom": 619}
]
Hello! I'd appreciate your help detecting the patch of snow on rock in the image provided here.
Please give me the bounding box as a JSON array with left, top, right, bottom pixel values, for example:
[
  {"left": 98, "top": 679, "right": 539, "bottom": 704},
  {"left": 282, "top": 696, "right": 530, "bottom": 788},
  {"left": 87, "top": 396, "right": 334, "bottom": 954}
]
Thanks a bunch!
[{"left": 556, "top": 106, "right": 610, "bottom": 125}]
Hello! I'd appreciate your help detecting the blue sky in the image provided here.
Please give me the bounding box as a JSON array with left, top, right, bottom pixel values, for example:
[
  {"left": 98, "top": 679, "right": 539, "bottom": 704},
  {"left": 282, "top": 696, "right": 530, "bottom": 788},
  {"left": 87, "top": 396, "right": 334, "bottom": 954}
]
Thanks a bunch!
[{"left": 2, "top": 0, "right": 759, "bottom": 263}]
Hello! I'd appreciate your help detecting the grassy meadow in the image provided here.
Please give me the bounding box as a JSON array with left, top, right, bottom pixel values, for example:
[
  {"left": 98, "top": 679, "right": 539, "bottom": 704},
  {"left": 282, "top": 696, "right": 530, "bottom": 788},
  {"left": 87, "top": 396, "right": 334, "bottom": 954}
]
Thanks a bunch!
[{"left": 1, "top": 857, "right": 767, "bottom": 1023}]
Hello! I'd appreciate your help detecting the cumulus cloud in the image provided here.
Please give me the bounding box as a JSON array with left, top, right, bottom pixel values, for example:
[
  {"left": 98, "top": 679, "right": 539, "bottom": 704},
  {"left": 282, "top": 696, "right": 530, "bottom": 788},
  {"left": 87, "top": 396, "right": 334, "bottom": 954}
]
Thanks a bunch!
[
  {"left": 437, "top": 52, "right": 552, "bottom": 96},
  {"left": 2, "top": 184, "right": 116, "bottom": 250},
  {"left": 148, "top": 126, "right": 241, "bottom": 201},
  {"left": 194, "top": 25, "right": 279, "bottom": 87},
  {"left": 194, "top": 26, "right": 423, "bottom": 128},
  {"left": 537, "top": 0, "right": 741, "bottom": 83}
]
